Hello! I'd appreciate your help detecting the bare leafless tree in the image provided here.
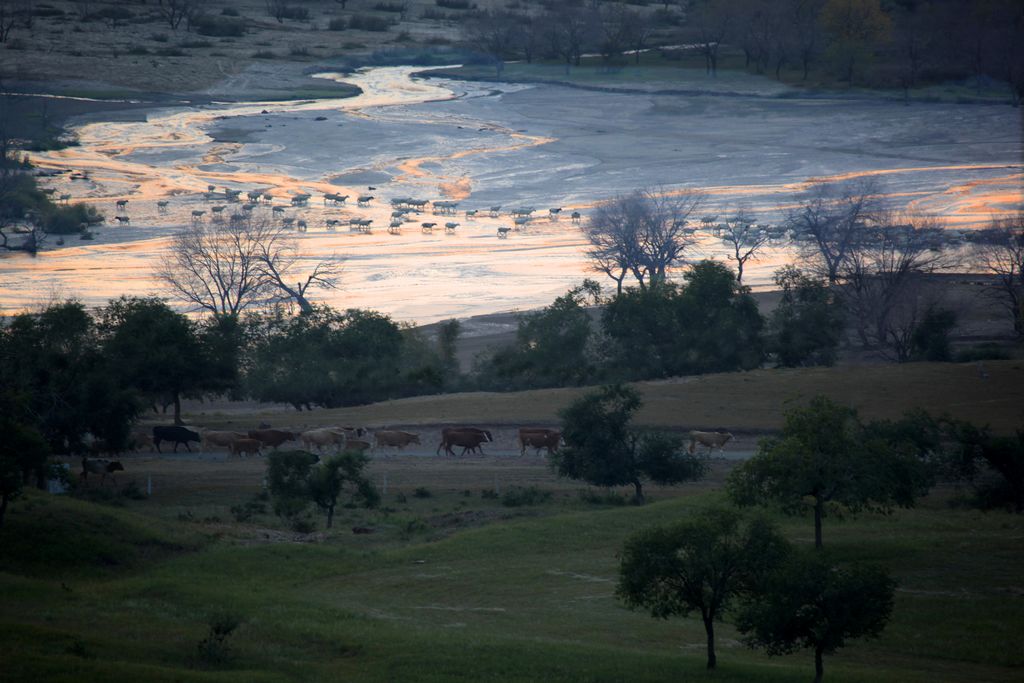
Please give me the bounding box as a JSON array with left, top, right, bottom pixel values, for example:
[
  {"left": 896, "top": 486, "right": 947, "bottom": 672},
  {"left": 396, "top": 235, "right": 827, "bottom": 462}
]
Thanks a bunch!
[
  {"left": 584, "top": 188, "right": 703, "bottom": 291},
  {"left": 716, "top": 209, "right": 770, "bottom": 283},
  {"left": 158, "top": 219, "right": 339, "bottom": 316},
  {"left": 0, "top": 0, "right": 17, "bottom": 42},
  {"left": 544, "top": 7, "right": 594, "bottom": 74},
  {"left": 158, "top": 0, "right": 198, "bottom": 31},
  {"left": 693, "top": 0, "right": 730, "bottom": 77},
  {"left": 973, "top": 213, "right": 1024, "bottom": 337},
  {"left": 789, "top": 178, "right": 884, "bottom": 284},
  {"left": 839, "top": 212, "right": 952, "bottom": 353},
  {"left": 463, "top": 10, "right": 522, "bottom": 77}
]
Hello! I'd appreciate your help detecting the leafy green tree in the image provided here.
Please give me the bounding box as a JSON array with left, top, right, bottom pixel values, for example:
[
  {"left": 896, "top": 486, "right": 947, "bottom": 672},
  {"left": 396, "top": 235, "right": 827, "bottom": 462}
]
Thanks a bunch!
[
  {"left": 307, "top": 453, "right": 380, "bottom": 528},
  {"left": 602, "top": 261, "right": 763, "bottom": 379},
  {"left": 99, "top": 297, "right": 220, "bottom": 425},
  {"left": 1, "top": 301, "right": 138, "bottom": 452},
  {"left": 618, "top": 509, "right": 790, "bottom": 669},
  {"left": 267, "top": 450, "right": 378, "bottom": 529},
  {"left": 768, "top": 266, "right": 844, "bottom": 367},
  {"left": 737, "top": 553, "right": 896, "bottom": 683},
  {"left": 727, "top": 397, "right": 933, "bottom": 548},
  {"left": 554, "top": 385, "right": 706, "bottom": 503},
  {"left": 0, "top": 392, "right": 50, "bottom": 527},
  {"left": 246, "top": 306, "right": 408, "bottom": 409},
  {"left": 488, "top": 281, "right": 600, "bottom": 388},
  {"left": 909, "top": 306, "right": 956, "bottom": 361},
  {"left": 943, "top": 420, "right": 1024, "bottom": 512}
]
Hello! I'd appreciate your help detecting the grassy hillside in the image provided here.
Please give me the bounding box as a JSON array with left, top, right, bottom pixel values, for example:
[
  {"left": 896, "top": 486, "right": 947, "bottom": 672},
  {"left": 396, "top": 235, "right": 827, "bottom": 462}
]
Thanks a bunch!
[
  {"left": 1, "top": 489, "right": 1021, "bottom": 682},
  {"left": 192, "top": 361, "right": 1024, "bottom": 435}
]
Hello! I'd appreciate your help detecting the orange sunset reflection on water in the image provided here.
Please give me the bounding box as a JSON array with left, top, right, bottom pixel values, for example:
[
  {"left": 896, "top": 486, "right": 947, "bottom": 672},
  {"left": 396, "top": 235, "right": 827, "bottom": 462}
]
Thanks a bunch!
[{"left": 3, "top": 66, "right": 1021, "bottom": 323}]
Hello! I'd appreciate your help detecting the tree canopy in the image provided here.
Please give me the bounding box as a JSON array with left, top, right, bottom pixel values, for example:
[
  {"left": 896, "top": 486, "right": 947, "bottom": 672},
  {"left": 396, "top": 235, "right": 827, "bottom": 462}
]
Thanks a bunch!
[
  {"left": 727, "top": 396, "right": 934, "bottom": 548},
  {"left": 554, "top": 384, "right": 706, "bottom": 503}
]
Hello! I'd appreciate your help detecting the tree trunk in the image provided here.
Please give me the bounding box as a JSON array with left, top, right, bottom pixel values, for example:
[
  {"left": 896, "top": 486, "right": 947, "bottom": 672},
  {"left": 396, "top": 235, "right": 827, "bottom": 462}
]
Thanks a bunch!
[
  {"left": 326, "top": 503, "right": 335, "bottom": 529},
  {"left": 814, "top": 496, "right": 823, "bottom": 549},
  {"left": 703, "top": 615, "right": 717, "bottom": 669},
  {"left": 173, "top": 392, "right": 183, "bottom": 426},
  {"left": 632, "top": 479, "right": 644, "bottom": 504},
  {"left": 0, "top": 492, "right": 8, "bottom": 529},
  {"left": 814, "top": 645, "right": 824, "bottom": 683}
]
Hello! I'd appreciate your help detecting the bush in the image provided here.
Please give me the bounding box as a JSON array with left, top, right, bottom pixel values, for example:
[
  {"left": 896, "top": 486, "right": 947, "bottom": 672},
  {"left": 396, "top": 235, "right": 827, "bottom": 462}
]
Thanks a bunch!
[
  {"left": 911, "top": 307, "right": 957, "bottom": 362},
  {"left": 41, "top": 203, "right": 104, "bottom": 235},
  {"left": 289, "top": 45, "right": 310, "bottom": 56},
  {"left": 328, "top": 17, "right": 347, "bottom": 30},
  {"left": 375, "top": 2, "right": 407, "bottom": 11},
  {"left": 436, "top": 0, "right": 474, "bottom": 8},
  {"left": 577, "top": 489, "right": 629, "bottom": 506},
  {"left": 413, "top": 487, "right": 432, "bottom": 498},
  {"left": 179, "top": 40, "right": 213, "bottom": 48},
  {"left": 196, "top": 611, "right": 243, "bottom": 666},
  {"left": 348, "top": 14, "right": 393, "bottom": 31},
  {"left": 221, "top": 7, "right": 240, "bottom": 16},
  {"left": 954, "top": 343, "right": 1010, "bottom": 363},
  {"left": 149, "top": 32, "right": 169, "bottom": 43},
  {"left": 501, "top": 485, "right": 552, "bottom": 507},
  {"left": 194, "top": 16, "right": 245, "bottom": 38},
  {"left": 156, "top": 47, "right": 185, "bottom": 57},
  {"left": 252, "top": 50, "right": 277, "bottom": 59},
  {"left": 480, "top": 488, "right": 499, "bottom": 499}
]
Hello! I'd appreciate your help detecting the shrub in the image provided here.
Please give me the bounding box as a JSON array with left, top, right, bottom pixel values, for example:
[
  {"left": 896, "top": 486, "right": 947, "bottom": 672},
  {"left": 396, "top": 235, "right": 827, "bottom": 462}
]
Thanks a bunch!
[
  {"left": 375, "top": 2, "right": 406, "bottom": 11},
  {"left": 436, "top": 0, "right": 474, "bottom": 8},
  {"left": 501, "top": 485, "right": 552, "bottom": 507},
  {"left": 577, "top": 489, "right": 629, "bottom": 506},
  {"left": 328, "top": 17, "right": 347, "bottom": 30},
  {"left": 413, "top": 487, "right": 432, "bottom": 498},
  {"left": 41, "top": 203, "right": 104, "bottom": 235},
  {"left": 954, "top": 343, "right": 1011, "bottom": 362},
  {"left": 480, "top": 488, "right": 499, "bottom": 499},
  {"left": 252, "top": 50, "right": 277, "bottom": 59},
  {"left": 221, "top": 7, "right": 240, "bottom": 16},
  {"left": 289, "top": 45, "right": 310, "bottom": 56},
  {"left": 149, "top": 32, "right": 169, "bottom": 43},
  {"left": 194, "top": 16, "right": 245, "bottom": 38},
  {"left": 155, "top": 47, "right": 185, "bottom": 57},
  {"left": 348, "top": 14, "right": 393, "bottom": 31},
  {"left": 195, "top": 611, "right": 243, "bottom": 666},
  {"left": 179, "top": 40, "right": 213, "bottom": 48}
]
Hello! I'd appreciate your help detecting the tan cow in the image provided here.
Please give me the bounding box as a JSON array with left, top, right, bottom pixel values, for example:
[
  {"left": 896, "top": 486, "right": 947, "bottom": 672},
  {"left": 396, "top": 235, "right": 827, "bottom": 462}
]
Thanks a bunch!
[
  {"left": 688, "top": 431, "right": 734, "bottom": 455},
  {"left": 374, "top": 430, "right": 421, "bottom": 450},
  {"left": 230, "top": 438, "right": 263, "bottom": 458},
  {"left": 343, "top": 439, "right": 372, "bottom": 454},
  {"left": 202, "top": 430, "right": 247, "bottom": 451},
  {"left": 518, "top": 428, "right": 562, "bottom": 456},
  {"left": 300, "top": 428, "right": 347, "bottom": 453}
]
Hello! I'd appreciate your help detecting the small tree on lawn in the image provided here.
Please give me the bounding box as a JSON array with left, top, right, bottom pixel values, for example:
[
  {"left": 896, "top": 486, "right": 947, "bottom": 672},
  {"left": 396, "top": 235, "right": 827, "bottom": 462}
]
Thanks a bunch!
[
  {"left": 554, "top": 384, "right": 707, "bottom": 503},
  {"left": 943, "top": 420, "right": 1024, "bottom": 513},
  {"left": 737, "top": 553, "right": 896, "bottom": 683},
  {"left": 617, "top": 508, "right": 790, "bottom": 669},
  {"left": 307, "top": 452, "right": 380, "bottom": 528},
  {"left": 267, "top": 450, "right": 378, "bottom": 530},
  {"left": 727, "top": 396, "right": 933, "bottom": 548}
]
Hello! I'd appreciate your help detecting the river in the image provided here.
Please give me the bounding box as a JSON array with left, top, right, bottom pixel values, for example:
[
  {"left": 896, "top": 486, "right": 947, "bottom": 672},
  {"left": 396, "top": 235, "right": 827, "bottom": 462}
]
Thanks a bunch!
[{"left": 2, "top": 65, "right": 1021, "bottom": 322}]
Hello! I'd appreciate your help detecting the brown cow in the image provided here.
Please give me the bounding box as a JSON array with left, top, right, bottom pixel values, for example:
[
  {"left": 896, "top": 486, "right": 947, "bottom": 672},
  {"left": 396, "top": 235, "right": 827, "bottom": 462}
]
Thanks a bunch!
[
  {"left": 248, "top": 429, "right": 298, "bottom": 449},
  {"left": 687, "top": 430, "right": 733, "bottom": 455},
  {"left": 230, "top": 438, "right": 263, "bottom": 458},
  {"left": 203, "top": 430, "right": 247, "bottom": 451},
  {"left": 374, "top": 430, "right": 421, "bottom": 450},
  {"left": 518, "top": 428, "right": 562, "bottom": 456},
  {"left": 300, "top": 428, "right": 347, "bottom": 453},
  {"left": 437, "top": 427, "right": 493, "bottom": 457},
  {"left": 343, "top": 439, "right": 372, "bottom": 454}
]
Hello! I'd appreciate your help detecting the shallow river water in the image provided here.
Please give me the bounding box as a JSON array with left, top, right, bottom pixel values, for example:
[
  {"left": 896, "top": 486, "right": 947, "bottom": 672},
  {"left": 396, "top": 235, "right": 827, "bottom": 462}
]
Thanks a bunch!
[{"left": 3, "top": 66, "right": 1021, "bottom": 322}]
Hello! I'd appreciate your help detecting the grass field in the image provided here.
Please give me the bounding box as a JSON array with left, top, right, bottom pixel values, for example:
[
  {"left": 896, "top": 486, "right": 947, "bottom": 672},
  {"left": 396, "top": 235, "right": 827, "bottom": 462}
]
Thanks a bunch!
[
  {"left": 1, "top": 475, "right": 1022, "bottom": 683},
  {"left": 190, "top": 361, "right": 1024, "bottom": 436},
  {"left": 3, "top": 360, "right": 1024, "bottom": 682}
]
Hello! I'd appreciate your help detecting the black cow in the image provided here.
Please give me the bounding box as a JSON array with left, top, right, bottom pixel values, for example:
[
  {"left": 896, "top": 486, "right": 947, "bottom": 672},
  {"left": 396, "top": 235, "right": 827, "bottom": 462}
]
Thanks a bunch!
[{"left": 153, "top": 425, "right": 202, "bottom": 453}]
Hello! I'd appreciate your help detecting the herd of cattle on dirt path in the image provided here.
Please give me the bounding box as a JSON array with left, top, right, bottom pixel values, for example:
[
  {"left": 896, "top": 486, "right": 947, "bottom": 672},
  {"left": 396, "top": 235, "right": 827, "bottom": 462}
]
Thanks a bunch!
[{"left": 77, "top": 425, "right": 734, "bottom": 486}]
